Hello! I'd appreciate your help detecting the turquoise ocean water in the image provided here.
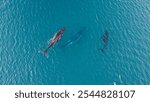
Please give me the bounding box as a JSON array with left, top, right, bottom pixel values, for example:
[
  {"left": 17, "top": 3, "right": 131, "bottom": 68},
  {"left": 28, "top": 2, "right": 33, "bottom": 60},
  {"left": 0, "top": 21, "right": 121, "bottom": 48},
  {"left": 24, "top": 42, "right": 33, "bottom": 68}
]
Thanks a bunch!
[{"left": 0, "top": 0, "right": 150, "bottom": 84}]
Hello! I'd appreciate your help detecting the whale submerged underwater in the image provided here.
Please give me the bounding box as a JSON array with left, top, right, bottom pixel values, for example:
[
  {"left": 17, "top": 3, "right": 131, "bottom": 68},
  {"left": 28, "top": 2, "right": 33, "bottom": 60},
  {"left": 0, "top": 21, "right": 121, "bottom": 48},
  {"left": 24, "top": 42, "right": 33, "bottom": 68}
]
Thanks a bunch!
[
  {"left": 100, "top": 31, "right": 109, "bottom": 53},
  {"left": 60, "top": 27, "right": 86, "bottom": 48}
]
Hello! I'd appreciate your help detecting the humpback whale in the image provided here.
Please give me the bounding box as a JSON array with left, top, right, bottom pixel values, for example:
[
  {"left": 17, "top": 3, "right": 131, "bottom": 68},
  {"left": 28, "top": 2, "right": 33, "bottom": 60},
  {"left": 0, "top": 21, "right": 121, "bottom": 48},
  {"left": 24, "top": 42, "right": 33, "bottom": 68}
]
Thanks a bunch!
[
  {"left": 61, "top": 27, "right": 86, "bottom": 48},
  {"left": 41, "top": 27, "right": 65, "bottom": 55},
  {"left": 100, "top": 31, "right": 109, "bottom": 52}
]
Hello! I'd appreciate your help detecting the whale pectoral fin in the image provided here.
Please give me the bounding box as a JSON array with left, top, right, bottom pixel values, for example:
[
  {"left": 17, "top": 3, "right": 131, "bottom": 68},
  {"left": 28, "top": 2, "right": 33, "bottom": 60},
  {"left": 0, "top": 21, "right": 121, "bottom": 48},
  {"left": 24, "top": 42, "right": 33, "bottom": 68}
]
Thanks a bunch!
[
  {"left": 47, "top": 40, "right": 49, "bottom": 44},
  {"left": 58, "top": 37, "right": 62, "bottom": 41},
  {"left": 47, "top": 39, "right": 52, "bottom": 44}
]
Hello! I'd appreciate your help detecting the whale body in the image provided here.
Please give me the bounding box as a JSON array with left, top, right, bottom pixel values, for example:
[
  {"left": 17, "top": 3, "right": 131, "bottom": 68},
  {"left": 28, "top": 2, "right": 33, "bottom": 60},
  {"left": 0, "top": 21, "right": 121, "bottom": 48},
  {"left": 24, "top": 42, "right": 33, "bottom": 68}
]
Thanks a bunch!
[
  {"left": 41, "top": 27, "right": 65, "bottom": 55},
  {"left": 100, "top": 31, "right": 109, "bottom": 52},
  {"left": 61, "top": 28, "right": 86, "bottom": 48}
]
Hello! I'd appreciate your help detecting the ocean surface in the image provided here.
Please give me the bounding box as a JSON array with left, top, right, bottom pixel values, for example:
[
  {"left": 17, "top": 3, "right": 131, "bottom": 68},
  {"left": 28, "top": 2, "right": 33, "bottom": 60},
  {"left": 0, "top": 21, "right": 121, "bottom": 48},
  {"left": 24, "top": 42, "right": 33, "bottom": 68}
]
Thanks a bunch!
[{"left": 0, "top": 0, "right": 150, "bottom": 85}]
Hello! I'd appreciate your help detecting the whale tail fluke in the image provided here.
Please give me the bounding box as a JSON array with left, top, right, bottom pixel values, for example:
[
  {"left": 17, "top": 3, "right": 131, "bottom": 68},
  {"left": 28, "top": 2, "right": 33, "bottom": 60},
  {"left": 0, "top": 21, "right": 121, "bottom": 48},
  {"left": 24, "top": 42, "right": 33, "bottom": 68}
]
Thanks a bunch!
[
  {"left": 39, "top": 49, "right": 48, "bottom": 56},
  {"left": 100, "top": 48, "right": 104, "bottom": 53}
]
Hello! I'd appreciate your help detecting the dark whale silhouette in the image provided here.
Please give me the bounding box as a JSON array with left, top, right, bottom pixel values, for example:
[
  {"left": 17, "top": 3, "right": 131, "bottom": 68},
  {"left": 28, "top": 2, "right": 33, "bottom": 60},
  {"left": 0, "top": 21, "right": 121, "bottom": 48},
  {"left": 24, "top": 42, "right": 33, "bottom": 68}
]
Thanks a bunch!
[
  {"left": 100, "top": 31, "right": 109, "bottom": 52},
  {"left": 40, "top": 27, "right": 65, "bottom": 55},
  {"left": 61, "top": 27, "right": 86, "bottom": 48}
]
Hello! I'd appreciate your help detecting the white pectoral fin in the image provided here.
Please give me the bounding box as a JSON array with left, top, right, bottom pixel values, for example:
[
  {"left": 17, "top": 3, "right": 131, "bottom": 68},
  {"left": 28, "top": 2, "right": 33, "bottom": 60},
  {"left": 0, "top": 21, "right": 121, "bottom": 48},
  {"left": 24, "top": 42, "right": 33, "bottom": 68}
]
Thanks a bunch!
[
  {"left": 59, "top": 35, "right": 62, "bottom": 40},
  {"left": 47, "top": 39, "right": 52, "bottom": 44},
  {"left": 47, "top": 40, "right": 49, "bottom": 44},
  {"left": 58, "top": 37, "right": 61, "bottom": 40}
]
